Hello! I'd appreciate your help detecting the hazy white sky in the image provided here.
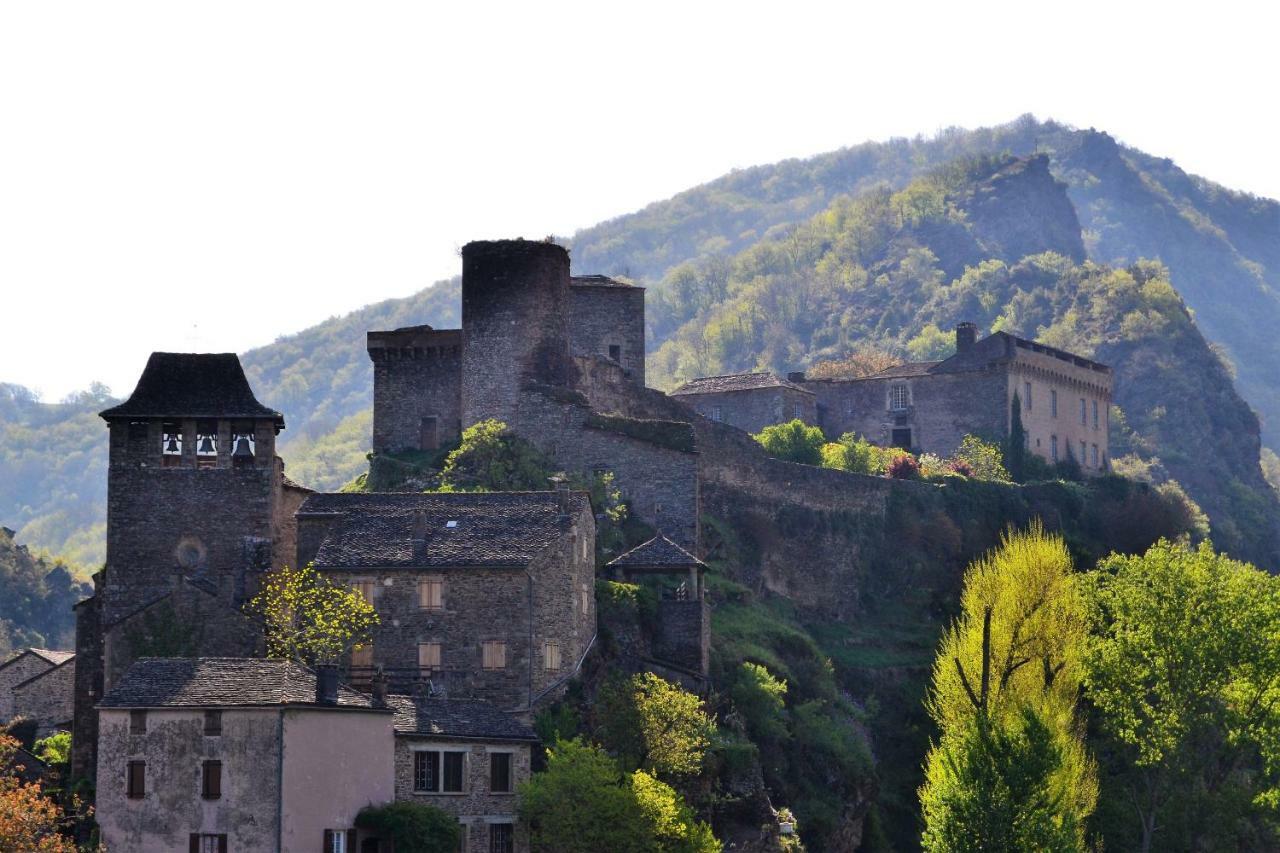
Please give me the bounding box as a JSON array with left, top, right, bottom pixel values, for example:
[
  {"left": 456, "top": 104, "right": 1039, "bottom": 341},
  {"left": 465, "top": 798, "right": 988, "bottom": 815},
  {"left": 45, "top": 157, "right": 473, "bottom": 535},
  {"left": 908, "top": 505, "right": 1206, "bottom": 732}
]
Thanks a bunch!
[{"left": 2, "top": 0, "right": 1277, "bottom": 400}]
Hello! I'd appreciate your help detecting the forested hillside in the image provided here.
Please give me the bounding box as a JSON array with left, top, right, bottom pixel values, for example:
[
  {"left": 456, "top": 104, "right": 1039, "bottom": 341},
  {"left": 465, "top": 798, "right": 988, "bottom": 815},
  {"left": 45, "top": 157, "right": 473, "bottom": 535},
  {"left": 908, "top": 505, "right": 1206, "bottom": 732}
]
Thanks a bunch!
[
  {"left": 4, "top": 115, "right": 1280, "bottom": 570},
  {"left": 0, "top": 526, "right": 88, "bottom": 655}
]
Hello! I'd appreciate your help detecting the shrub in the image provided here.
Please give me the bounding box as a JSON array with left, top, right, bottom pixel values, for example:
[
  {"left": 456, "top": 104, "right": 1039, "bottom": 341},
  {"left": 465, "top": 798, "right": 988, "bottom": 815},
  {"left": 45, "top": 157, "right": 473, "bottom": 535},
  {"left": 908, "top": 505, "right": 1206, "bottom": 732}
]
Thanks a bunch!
[
  {"left": 355, "top": 802, "right": 461, "bottom": 853},
  {"left": 887, "top": 454, "right": 921, "bottom": 480},
  {"left": 730, "top": 662, "right": 789, "bottom": 744},
  {"left": 820, "top": 433, "right": 878, "bottom": 474},
  {"left": 950, "top": 435, "right": 1010, "bottom": 482},
  {"left": 753, "top": 420, "right": 826, "bottom": 466},
  {"left": 595, "top": 673, "right": 714, "bottom": 778},
  {"left": 438, "top": 419, "right": 554, "bottom": 492}
]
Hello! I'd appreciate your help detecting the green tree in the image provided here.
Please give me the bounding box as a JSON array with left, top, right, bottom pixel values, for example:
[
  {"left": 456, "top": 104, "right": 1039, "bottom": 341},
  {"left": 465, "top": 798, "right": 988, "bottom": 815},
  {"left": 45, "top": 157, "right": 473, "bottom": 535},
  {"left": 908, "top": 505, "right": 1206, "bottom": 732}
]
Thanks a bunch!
[
  {"left": 244, "top": 562, "right": 378, "bottom": 664},
  {"left": 519, "top": 738, "right": 718, "bottom": 853},
  {"left": 906, "top": 323, "right": 955, "bottom": 361},
  {"left": 1082, "top": 540, "right": 1280, "bottom": 853},
  {"left": 355, "top": 802, "right": 460, "bottom": 853},
  {"left": 730, "top": 662, "right": 789, "bottom": 744},
  {"left": 950, "top": 434, "right": 1010, "bottom": 482},
  {"left": 820, "top": 432, "right": 877, "bottom": 475},
  {"left": 752, "top": 420, "right": 826, "bottom": 466},
  {"left": 920, "top": 522, "right": 1096, "bottom": 850},
  {"left": 439, "top": 419, "right": 554, "bottom": 492},
  {"left": 1005, "top": 393, "right": 1028, "bottom": 482},
  {"left": 595, "top": 672, "right": 715, "bottom": 778}
]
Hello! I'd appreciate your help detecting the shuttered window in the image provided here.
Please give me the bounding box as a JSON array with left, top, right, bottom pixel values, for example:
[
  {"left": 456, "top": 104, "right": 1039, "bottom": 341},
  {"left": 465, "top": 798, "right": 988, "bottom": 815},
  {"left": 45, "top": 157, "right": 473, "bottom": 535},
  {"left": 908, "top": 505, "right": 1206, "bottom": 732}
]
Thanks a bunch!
[
  {"left": 418, "top": 642, "right": 442, "bottom": 675},
  {"left": 322, "top": 829, "right": 354, "bottom": 853},
  {"left": 201, "top": 760, "right": 222, "bottom": 800},
  {"left": 189, "top": 834, "right": 227, "bottom": 853},
  {"left": 481, "top": 641, "right": 506, "bottom": 670},
  {"left": 543, "top": 641, "right": 561, "bottom": 671},
  {"left": 351, "top": 644, "right": 373, "bottom": 669},
  {"left": 489, "top": 823, "right": 514, "bottom": 853},
  {"left": 490, "top": 752, "right": 513, "bottom": 793},
  {"left": 351, "top": 581, "right": 375, "bottom": 605},
  {"left": 126, "top": 761, "right": 145, "bottom": 798},
  {"left": 130, "top": 710, "right": 147, "bottom": 735},
  {"left": 413, "top": 750, "right": 465, "bottom": 793},
  {"left": 418, "top": 576, "right": 444, "bottom": 610},
  {"left": 442, "top": 752, "right": 465, "bottom": 792},
  {"left": 204, "top": 710, "right": 222, "bottom": 736}
]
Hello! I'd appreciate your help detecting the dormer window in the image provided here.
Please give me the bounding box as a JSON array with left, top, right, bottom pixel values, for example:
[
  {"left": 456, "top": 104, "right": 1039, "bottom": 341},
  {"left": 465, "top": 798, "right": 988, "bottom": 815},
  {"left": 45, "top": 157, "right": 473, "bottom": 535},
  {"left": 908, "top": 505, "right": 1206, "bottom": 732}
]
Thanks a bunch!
[
  {"left": 161, "top": 422, "right": 183, "bottom": 468},
  {"left": 196, "top": 420, "right": 218, "bottom": 469}
]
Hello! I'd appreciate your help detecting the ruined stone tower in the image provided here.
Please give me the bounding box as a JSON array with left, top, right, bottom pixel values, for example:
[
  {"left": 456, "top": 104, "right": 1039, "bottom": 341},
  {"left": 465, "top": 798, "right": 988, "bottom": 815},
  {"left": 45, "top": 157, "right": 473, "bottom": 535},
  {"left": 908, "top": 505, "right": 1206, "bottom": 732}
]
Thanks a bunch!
[{"left": 461, "top": 240, "right": 574, "bottom": 428}]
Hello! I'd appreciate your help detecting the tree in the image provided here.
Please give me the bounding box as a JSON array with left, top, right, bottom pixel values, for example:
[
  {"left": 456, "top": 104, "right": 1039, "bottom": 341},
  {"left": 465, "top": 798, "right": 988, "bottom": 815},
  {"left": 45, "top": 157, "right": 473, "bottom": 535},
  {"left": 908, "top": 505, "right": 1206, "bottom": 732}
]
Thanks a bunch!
[
  {"left": 730, "top": 662, "right": 789, "bottom": 745},
  {"left": 920, "top": 523, "right": 1096, "bottom": 850},
  {"left": 518, "top": 738, "right": 718, "bottom": 853},
  {"left": 806, "top": 346, "right": 899, "bottom": 380},
  {"left": 439, "top": 419, "right": 554, "bottom": 492},
  {"left": 950, "top": 434, "right": 1010, "bottom": 482},
  {"left": 355, "top": 802, "right": 460, "bottom": 853},
  {"left": 1082, "top": 540, "right": 1280, "bottom": 853},
  {"left": 0, "top": 734, "right": 76, "bottom": 852},
  {"left": 244, "top": 562, "right": 378, "bottom": 664},
  {"left": 752, "top": 419, "right": 826, "bottom": 466},
  {"left": 595, "top": 673, "right": 714, "bottom": 778},
  {"left": 1005, "top": 393, "right": 1028, "bottom": 482}
]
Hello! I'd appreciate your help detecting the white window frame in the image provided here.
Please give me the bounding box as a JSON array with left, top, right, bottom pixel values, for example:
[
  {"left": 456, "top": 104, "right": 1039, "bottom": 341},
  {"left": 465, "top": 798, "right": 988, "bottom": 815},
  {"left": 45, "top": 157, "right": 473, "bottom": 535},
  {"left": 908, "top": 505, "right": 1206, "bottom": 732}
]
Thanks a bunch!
[
  {"left": 711, "top": 405, "right": 723, "bottom": 422},
  {"left": 889, "top": 384, "right": 909, "bottom": 411},
  {"left": 412, "top": 747, "right": 468, "bottom": 794}
]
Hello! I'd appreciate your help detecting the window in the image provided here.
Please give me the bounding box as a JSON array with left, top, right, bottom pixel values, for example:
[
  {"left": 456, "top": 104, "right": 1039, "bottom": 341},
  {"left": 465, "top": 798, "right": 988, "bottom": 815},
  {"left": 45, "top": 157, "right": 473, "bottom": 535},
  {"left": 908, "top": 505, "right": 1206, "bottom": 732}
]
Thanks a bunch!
[
  {"left": 1051, "top": 435, "right": 1059, "bottom": 462},
  {"left": 1092, "top": 444, "right": 1100, "bottom": 468},
  {"left": 351, "top": 643, "right": 373, "bottom": 670},
  {"left": 482, "top": 641, "right": 507, "bottom": 671},
  {"left": 414, "top": 750, "right": 466, "bottom": 793},
  {"left": 793, "top": 403, "right": 803, "bottom": 420},
  {"left": 162, "top": 422, "right": 183, "bottom": 467},
  {"left": 201, "top": 760, "right": 222, "bottom": 800},
  {"left": 581, "top": 583, "right": 591, "bottom": 615},
  {"left": 1080, "top": 398, "right": 1087, "bottom": 425},
  {"left": 490, "top": 752, "right": 513, "bottom": 793},
  {"left": 889, "top": 384, "right": 909, "bottom": 411},
  {"left": 1093, "top": 399, "right": 1100, "bottom": 430},
  {"left": 130, "top": 710, "right": 147, "bottom": 735},
  {"left": 1080, "top": 440, "right": 1087, "bottom": 465},
  {"left": 608, "top": 344, "right": 622, "bottom": 363},
  {"left": 195, "top": 420, "right": 218, "bottom": 469},
  {"left": 204, "top": 710, "right": 222, "bottom": 736},
  {"left": 1024, "top": 382, "right": 1032, "bottom": 411},
  {"left": 323, "top": 830, "right": 355, "bottom": 853},
  {"left": 126, "top": 761, "right": 145, "bottom": 798},
  {"left": 544, "top": 641, "right": 561, "bottom": 671},
  {"left": 351, "top": 581, "right": 375, "bottom": 605},
  {"left": 418, "top": 642, "right": 441, "bottom": 675},
  {"left": 1050, "top": 390, "right": 1058, "bottom": 418},
  {"left": 457, "top": 824, "right": 469, "bottom": 853},
  {"left": 489, "top": 823, "right": 514, "bottom": 853},
  {"left": 189, "top": 834, "right": 227, "bottom": 853},
  {"left": 711, "top": 405, "right": 723, "bottom": 422},
  {"left": 419, "top": 576, "right": 443, "bottom": 611}
]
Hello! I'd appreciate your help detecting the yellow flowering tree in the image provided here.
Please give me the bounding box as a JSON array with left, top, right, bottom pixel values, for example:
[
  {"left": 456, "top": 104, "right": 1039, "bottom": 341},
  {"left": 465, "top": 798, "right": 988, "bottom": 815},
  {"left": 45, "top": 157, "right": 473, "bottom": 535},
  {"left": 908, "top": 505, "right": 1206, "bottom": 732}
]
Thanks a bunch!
[{"left": 245, "top": 563, "right": 378, "bottom": 664}]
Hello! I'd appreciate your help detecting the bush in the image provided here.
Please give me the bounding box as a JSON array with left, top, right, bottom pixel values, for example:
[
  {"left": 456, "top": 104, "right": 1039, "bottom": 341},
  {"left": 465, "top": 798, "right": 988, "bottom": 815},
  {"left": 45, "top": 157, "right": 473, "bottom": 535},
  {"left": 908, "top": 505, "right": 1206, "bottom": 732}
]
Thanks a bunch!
[
  {"left": 595, "top": 673, "right": 714, "bottom": 778},
  {"left": 439, "top": 419, "right": 554, "bottom": 492},
  {"left": 355, "top": 801, "right": 461, "bottom": 853},
  {"left": 730, "top": 662, "right": 789, "bottom": 744},
  {"left": 950, "top": 435, "right": 1010, "bottom": 482},
  {"left": 887, "top": 454, "right": 921, "bottom": 480},
  {"left": 753, "top": 420, "right": 826, "bottom": 466}
]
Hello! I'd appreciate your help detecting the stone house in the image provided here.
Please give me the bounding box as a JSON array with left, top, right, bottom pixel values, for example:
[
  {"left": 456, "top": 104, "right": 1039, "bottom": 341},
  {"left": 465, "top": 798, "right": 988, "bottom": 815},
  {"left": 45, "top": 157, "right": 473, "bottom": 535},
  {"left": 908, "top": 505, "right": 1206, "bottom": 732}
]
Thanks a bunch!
[
  {"left": 95, "top": 658, "right": 394, "bottom": 853},
  {"left": 669, "top": 372, "right": 817, "bottom": 434},
  {"left": 388, "top": 694, "right": 537, "bottom": 853},
  {"left": 12, "top": 654, "right": 75, "bottom": 737},
  {"left": 607, "top": 534, "right": 710, "bottom": 677},
  {"left": 296, "top": 490, "right": 597, "bottom": 710},
  {"left": 0, "top": 647, "right": 73, "bottom": 724}
]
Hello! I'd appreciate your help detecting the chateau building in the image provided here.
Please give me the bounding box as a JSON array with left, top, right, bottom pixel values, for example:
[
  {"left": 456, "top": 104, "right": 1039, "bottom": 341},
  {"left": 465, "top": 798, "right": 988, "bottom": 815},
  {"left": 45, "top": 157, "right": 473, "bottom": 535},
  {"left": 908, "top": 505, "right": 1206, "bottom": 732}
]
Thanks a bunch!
[{"left": 670, "top": 372, "right": 817, "bottom": 435}]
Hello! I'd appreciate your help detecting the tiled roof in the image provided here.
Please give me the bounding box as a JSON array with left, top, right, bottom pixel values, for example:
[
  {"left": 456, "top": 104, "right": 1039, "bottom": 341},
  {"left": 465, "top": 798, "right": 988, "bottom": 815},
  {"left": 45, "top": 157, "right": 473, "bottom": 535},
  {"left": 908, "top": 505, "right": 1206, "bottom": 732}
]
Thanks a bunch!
[
  {"left": 670, "top": 372, "right": 813, "bottom": 396},
  {"left": 98, "top": 658, "right": 374, "bottom": 709},
  {"left": 12, "top": 655, "right": 74, "bottom": 691},
  {"left": 864, "top": 361, "right": 942, "bottom": 379},
  {"left": 608, "top": 533, "right": 704, "bottom": 570},
  {"left": 571, "top": 274, "right": 637, "bottom": 288},
  {"left": 388, "top": 695, "right": 537, "bottom": 741},
  {"left": 100, "top": 353, "right": 284, "bottom": 426},
  {"left": 0, "top": 648, "right": 73, "bottom": 672},
  {"left": 298, "top": 491, "right": 590, "bottom": 569}
]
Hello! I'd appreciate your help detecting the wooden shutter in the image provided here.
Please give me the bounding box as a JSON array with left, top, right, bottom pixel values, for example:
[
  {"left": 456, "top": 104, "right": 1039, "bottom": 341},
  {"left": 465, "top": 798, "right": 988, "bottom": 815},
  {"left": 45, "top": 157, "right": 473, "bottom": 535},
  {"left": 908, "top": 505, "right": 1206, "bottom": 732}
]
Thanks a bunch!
[
  {"left": 323, "top": 829, "right": 333, "bottom": 852},
  {"left": 218, "top": 836, "right": 228, "bottom": 853},
  {"left": 189, "top": 835, "right": 200, "bottom": 853},
  {"left": 347, "top": 829, "right": 357, "bottom": 852}
]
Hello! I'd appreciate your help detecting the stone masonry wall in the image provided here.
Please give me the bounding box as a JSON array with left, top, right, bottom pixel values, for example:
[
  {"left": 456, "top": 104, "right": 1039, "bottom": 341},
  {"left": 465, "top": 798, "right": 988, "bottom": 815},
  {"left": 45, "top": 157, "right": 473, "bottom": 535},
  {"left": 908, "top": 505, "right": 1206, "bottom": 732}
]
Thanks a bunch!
[
  {"left": 394, "top": 736, "right": 531, "bottom": 853},
  {"left": 675, "top": 386, "right": 817, "bottom": 435},
  {"left": 369, "top": 328, "right": 463, "bottom": 454},
  {"left": 13, "top": 659, "right": 74, "bottom": 736},
  {"left": 1008, "top": 346, "right": 1111, "bottom": 472},
  {"left": 568, "top": 283, "right": 646, "bottom": 386},
  {"left": 0, "top": 653, "right": 55, "bottom": 724}
]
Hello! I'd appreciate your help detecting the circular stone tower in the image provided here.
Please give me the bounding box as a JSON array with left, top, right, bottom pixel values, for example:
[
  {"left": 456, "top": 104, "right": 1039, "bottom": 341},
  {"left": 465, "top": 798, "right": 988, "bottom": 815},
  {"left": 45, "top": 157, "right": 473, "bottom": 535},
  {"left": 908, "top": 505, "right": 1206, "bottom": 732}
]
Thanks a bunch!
[{"left": 461, "top": 239, "right": 573, "bottom": 428}]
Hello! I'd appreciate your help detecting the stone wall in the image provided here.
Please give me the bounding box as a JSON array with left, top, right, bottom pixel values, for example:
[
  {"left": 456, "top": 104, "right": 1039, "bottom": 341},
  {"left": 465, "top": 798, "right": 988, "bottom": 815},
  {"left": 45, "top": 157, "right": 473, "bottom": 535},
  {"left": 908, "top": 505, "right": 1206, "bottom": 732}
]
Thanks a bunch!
[
  {"left": 657, "top": 599, "right": 710, "bottom": 675},
  {"left": 71, "top": 595, "right": 103, "bottom": 781},
  {"left": 674, "top": 386, "right": 817, "bottom": 435},
  {"left": 1007, "top": 344, "right": 1111, "bottom": 471},
  {"left": 13, "top": 658, "right": 74, "bottom": 736},
  {"left": 568, "top": 281, "right": 646, "bottom": 386},
  {"left": 393, "top": 736, "right": 531, "bottom": 853},
  {"left": 0, "top": 652, "right": 56, "bottom": 724},
  {"left": 368, "top": 327, "right": 463, "bottom": 453}
]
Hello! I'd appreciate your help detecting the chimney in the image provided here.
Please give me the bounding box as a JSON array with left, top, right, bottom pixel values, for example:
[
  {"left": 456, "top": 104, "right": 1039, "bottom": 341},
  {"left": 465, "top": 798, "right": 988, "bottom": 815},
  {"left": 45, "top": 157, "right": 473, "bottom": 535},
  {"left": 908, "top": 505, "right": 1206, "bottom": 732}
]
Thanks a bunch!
[
  {"left": 315, "top": 664, "right": 339, "bottom": 706},
  {"left": 956, "top": 322, "right": 977, "bottom": 354},
  {"left": 787, "top": 371, "right": 806, "bottom": 384},
  {"left": 549, "top": 473, "right": 570, "bottom": 518},
  {"left": 371, "top": 666, "right": 388, "bottom": 709}
]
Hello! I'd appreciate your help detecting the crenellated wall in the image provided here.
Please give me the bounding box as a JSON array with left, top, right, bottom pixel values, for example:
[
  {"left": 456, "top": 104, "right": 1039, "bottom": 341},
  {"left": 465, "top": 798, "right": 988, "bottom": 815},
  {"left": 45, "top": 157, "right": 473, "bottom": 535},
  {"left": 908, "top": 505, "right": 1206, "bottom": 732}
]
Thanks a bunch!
[{"left": 368, "top": 327, "right": 463, "bottom": 453}]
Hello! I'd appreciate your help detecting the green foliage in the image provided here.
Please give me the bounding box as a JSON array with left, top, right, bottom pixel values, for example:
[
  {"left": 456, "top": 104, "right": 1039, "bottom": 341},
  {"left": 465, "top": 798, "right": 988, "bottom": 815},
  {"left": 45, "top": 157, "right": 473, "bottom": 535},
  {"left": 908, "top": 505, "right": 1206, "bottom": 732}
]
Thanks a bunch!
[
  {"left": 753, "top": 420, "right": 826, "bottom": 466},
  {"left": 32, "top": 732, "right": 70, "bottom": 768},
  {"left": 819, "top": 433, "right": 889, "bottom": 475},
  {"left": 355, "top": 801, "right": 460, "bottom": 853},
  {"left": 244, "top": 562, "right": 378, "bottom": 665},
  {"left": 906, "top": 323, "right": 955, "bottom": 361},
  {"left": 284, "top": 409, "right": 375, "bottom": 491},
  {"left": 438, "top": 419, "right": 554, "bottom": 492},
  {"left": 951, "top": 435, "right": 1010, "bottom": 483},
  {"left": 921, "top": 523, "right": 1095, "bottom": 849},
  {"left": 595, "top": 673, "right": 714, "bottom": 779},
  {"left": 730, "top": 662, "right": 789, "bottom": 745},
  {"left": 0, "top": 527, "right": 88, "bottom": 656},
  {"left": 518, "top": 738, "right": 718, "bottom": 853},
  {"left": 921, "top": 708, "right": 1081, "bottom": 853},
  {"left": 1082, "top": 540, "right": 1280, "bottom": 851},
  {"left": 1005, "top": 393, "right": 1028, "bottom": 482}
]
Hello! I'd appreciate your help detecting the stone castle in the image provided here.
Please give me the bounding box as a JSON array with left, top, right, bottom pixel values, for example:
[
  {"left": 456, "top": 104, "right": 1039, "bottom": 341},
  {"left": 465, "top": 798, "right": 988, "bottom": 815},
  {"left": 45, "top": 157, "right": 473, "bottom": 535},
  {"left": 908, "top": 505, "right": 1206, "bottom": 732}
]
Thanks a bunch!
[{"left": 44, "top": 237, "right": 1110, "bottom": 852}]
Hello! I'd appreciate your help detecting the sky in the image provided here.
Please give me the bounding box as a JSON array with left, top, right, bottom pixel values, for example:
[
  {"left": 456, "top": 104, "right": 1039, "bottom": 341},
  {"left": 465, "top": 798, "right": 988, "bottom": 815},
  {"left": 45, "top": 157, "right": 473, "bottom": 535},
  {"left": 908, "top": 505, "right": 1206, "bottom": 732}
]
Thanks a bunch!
[{"left": 2, "top": 0, "right": 1277, "bottom": 401}]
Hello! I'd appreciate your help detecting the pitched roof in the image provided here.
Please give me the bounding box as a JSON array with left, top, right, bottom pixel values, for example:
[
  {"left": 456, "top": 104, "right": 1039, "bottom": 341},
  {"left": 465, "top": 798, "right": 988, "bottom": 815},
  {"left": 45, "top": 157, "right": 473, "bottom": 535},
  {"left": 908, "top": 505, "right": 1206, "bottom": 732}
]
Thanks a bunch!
[
  {"left": 864, "top": 361, "right": 943, "bottom": 379},
  {"left": 0, "top": 648, "right": 73, "bottom": 673},
  {"left": 100, "top": 353, "right": 284, "bottom": 426},
  {"left": 571, "top": 274, "right": 638, "bottom": 289},
  {"left": 297, "top": 491, "right": 591, "bottom": 569},
  {"left": 388, "top": 695, "right": 537, "bottom": 741},
  {"left": 670, "top": 372, "right": 813, "bottom": 396},
  {"left": 608, "top": 533, "right": 705, "bottom": 571},
  {"left": 97, "top": 658, "right": 374, "bottom": 709},
  {"left": 12, "top": 655, "right": 74, "bottom": 691}
]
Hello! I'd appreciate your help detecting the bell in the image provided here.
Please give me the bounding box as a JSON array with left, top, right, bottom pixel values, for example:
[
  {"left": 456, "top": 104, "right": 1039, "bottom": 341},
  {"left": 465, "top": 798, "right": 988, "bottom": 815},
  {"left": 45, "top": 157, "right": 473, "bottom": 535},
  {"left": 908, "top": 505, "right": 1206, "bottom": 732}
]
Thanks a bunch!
[
  {"left": 232, "top": 436, "right": 253, "bottom": 458},
  {"left": 198, "top": 435, "right": 215, "bottom": 454},
  {"left": 164, "top": 435, "right": 179, "bottom": 453}
]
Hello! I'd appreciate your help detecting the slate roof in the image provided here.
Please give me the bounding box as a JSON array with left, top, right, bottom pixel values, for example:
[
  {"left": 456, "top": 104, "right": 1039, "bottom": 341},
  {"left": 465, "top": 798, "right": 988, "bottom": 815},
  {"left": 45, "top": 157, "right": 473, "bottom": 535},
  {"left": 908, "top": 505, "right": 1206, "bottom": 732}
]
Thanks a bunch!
[
  {"left": 571, "top": 274, "right": 638, "bottom": 289},
  {"left": 12, "top": 655, "right": 74, "bottom": 691},
  {"left": 298, "top": 491, "right": 590, "bottom": 570},
  {"left": 608, "top": 533, "right": 705, "bottom": 571},
  {"left": 0, "top": 648, "right": 74, "bottom": 672},
  {"left": 387, "top": 695, "right": 538, "bottom": 741},
  {"left": 98, "top": 658, "right": 375, "bottom": 709},
  {"left": 864, "top": 361, "right": 943, "bottom": 379},
  {"left": 670, "top": 372, "right": 813, "bottom": 396},
  {"left": 100, "top": 353, "right": 284, "bottom": 426}
]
